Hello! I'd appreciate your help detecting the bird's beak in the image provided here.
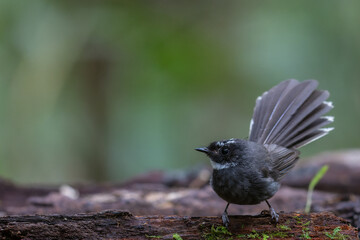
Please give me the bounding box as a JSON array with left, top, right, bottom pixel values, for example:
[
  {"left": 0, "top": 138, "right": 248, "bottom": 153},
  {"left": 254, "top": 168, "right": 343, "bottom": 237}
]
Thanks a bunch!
[{"left": 195, "top": 147, "right": 210, "bottom": 153}]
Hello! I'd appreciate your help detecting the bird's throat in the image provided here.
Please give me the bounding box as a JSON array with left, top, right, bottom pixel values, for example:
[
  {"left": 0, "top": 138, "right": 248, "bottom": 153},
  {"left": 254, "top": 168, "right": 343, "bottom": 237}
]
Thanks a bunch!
[{"left": 210, "top": 160, "right": 238, "bottom": 170}]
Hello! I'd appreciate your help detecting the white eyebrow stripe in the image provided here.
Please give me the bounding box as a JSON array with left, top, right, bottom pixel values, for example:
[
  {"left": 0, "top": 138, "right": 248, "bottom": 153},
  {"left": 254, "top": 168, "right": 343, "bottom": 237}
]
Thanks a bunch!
[
  {"left": 225, "top": 138, "right": 237, "bottom": 144},
  {"left": 215, "top": 141, "right": 225, "bottom": 147}
]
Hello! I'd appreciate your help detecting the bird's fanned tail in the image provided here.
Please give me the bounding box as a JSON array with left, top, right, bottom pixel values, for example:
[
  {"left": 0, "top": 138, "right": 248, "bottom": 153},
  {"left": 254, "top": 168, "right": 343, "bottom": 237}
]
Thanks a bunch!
[{"left": 249, "top": 79, "right": 333, "bottom": 149}]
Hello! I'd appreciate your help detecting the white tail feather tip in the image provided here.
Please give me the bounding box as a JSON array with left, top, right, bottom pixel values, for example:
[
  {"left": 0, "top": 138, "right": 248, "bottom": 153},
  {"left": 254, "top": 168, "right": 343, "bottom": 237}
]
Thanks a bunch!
[
  {"left": 320, "top": 127, "right": 334, "bottom": 132},
  {"left": 323, "top": 101, "right": 334, "bottom": 108},
  {"left": 249, "top": 118, "right": 254, "bottom": 135},
  {"left": 321, "top": 116, "right": 334, "bottom": 122}
]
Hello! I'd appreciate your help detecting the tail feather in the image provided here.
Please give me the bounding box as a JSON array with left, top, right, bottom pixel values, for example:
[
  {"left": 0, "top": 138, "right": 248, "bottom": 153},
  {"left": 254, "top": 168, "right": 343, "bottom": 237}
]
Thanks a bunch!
[
  {"left": 284, "top": 117, "right": 333, "bottom": 148},
  {"left": 292, "top": 127, "right": 334, "bottom": 148},
  {"left": 258, "top": 80, "right": 299, "bottom": 142},
  {"left": 260, "top": 80, "right": 318, "bottom": 144},
  {"left": 278, "top": 102, "right": 333, "bottom": 147},
  {"left": 249, "top": 80, "right": 295, "bottom": 141},
  {"left": 271, "top": 89, "right": 329, "bottom": 144},
  {"left": 249, "top": 79, "right": 333, "bottom": 149}
]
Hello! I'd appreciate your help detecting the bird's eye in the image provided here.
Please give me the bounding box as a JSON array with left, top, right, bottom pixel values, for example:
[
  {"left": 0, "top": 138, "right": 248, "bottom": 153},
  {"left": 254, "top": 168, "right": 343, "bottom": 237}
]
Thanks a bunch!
[{"left": 221, "top": 147, "right": 229, "bottom": 155}]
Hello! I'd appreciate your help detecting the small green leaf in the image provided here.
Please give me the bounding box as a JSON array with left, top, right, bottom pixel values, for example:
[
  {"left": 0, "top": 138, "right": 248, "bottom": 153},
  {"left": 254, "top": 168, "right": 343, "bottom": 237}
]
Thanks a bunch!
[
  {"left": 172, "top": 233, "right": 183, "bottom": 240},
  {"left": 305, "top": 165, "right": 329, "bottom": 213}
]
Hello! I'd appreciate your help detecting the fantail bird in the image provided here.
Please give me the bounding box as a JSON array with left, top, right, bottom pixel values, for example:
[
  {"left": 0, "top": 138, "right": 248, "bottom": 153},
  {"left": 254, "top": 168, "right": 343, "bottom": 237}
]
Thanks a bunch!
[{"left": 196, "top": 79, "right": 334, "bottom": 227}]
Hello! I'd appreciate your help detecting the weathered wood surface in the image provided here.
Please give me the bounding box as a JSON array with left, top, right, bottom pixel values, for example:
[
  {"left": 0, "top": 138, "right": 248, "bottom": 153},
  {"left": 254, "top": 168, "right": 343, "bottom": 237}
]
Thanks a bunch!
[
  {"left": 0, "top": 150, "right": 359, "bottom": 239},
  {"left": 0, "top": 211, "right": 357, "bottom": 239}
]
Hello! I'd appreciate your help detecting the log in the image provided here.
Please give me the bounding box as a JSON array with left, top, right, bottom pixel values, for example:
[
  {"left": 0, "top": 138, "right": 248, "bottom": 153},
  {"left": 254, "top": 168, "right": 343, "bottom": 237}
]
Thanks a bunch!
[
  {"left": 0, "top": 149, "right": 360, "bottom": 239},
  {"left": 0, "top": 210, "right": 357, "bottom": 239},
  {"left": 283, "top": 150, "right": 360, "bottom": 195}
]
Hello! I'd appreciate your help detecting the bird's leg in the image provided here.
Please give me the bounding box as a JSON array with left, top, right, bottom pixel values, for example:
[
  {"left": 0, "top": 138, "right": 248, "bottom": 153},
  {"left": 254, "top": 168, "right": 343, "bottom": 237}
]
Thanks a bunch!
[
  {"left": 221, "top": 203, "right": 230, "bottom": 228},
  {"left": 265, "top": 200, "right": 279, "bottom": 223}
]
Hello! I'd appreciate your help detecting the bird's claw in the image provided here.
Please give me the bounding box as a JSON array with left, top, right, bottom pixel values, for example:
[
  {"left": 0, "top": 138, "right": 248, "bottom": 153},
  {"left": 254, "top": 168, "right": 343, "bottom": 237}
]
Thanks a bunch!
[
  {"left": 269, "top": 207, "right": 279, "bottom": 223},
  {"left": 222, "top": 211, "right": 230, "bottom": 228}
]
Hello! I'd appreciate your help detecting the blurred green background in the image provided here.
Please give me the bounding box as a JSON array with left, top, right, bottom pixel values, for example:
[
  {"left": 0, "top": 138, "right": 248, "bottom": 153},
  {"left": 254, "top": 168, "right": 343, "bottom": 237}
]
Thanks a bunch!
[{"left": 0, "top": 1, "right": 359, "bottom": 184}]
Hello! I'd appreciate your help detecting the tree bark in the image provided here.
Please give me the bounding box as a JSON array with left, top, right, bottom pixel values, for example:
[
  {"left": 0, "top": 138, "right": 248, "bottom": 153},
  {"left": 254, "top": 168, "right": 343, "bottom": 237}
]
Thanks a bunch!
[{"left": 0, "top": 210, "right": 357, "bottom": 239}]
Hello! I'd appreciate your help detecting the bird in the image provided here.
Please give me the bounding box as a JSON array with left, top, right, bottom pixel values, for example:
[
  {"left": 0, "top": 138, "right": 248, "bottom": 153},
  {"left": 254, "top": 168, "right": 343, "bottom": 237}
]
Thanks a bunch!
[{"left": 195, "top": 79, "right": 334, "bottom": 227}]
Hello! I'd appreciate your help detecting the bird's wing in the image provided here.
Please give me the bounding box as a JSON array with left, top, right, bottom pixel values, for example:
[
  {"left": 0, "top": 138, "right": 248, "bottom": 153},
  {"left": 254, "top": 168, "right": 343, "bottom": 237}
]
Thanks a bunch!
[{"left": 264, "top": 144, "right": 300, "bottom": 180}]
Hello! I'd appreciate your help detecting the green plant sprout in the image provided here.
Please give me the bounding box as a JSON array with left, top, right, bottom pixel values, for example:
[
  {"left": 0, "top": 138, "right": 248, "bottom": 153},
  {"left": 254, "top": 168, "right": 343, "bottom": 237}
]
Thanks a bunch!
[
  {"left": 203, "top": 225, "right": 232, "bottom": 240},
  {"left": 324, "top": 226, "right": 350, "bottom": 239},
  {"left": 172, "top": 233, "right": 183, "bottom": 240},
  {"left": 305, "top": 165, "right": 329, "bottom": 213},
  {"left": 277, "top": 224, "right": 291, "bottom": 231}
]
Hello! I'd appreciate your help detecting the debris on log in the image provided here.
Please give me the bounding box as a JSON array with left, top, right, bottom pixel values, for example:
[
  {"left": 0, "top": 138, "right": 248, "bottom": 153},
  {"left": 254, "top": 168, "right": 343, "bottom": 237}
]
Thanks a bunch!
[{"left": 0, "top": 210, "right": 357, "bottom": 239}]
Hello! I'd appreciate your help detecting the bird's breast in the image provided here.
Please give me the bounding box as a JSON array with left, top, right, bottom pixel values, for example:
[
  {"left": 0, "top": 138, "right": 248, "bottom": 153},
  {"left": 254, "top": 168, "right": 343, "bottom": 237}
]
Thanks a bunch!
[{"left": 211, "top": 166, "right": 280, "bottom": 205}]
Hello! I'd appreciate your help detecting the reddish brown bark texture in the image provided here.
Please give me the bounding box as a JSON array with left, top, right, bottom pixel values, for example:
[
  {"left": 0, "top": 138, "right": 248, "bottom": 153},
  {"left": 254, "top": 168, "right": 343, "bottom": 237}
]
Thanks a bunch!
[
  {"left": 0, "top": 211, "right": 357, "bottom": 239},
  {"left": 0, "top": 150, "right": 359, "bottom": 239}
]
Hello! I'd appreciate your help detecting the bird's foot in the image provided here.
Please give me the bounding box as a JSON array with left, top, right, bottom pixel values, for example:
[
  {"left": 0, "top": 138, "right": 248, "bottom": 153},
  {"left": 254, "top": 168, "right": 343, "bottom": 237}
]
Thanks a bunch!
[
  {"left": 221, "top": 211, "right": 230, "bottom": 228},
  {"left": 269, "top": 207, "right": 279, "bottom": 223}
]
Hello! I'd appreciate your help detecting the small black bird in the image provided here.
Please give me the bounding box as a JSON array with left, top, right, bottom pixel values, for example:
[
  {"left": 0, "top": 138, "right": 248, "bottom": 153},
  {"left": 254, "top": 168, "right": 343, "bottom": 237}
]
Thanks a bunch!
[{"left": 196, "top": 79, "right": 333, "bottom": 227}]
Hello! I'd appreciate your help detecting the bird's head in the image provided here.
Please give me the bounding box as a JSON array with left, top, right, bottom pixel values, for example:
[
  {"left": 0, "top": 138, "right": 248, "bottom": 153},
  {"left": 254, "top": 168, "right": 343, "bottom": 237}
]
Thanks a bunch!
[{"left": 195, "top": 138, "right": 244, "bottom": 170}]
